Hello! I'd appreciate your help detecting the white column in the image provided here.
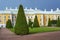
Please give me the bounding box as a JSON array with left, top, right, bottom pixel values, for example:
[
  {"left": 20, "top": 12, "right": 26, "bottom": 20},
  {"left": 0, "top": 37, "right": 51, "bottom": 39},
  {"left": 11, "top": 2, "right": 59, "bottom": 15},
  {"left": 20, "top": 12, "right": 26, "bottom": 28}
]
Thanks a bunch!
[
  {"left": 45, "top": 15, "right": 49, "bottom": 26},
  {"left": 10, "top": 14, "right": 12, "bottom": 21}
]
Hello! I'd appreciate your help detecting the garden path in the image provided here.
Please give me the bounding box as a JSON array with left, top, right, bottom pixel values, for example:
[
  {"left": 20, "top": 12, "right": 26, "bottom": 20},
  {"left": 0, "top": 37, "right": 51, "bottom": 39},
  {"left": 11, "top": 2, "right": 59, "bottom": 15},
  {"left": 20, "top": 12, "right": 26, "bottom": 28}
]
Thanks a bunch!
[{"left": 0, "top": 28, "right": 60, "bottom": 40}]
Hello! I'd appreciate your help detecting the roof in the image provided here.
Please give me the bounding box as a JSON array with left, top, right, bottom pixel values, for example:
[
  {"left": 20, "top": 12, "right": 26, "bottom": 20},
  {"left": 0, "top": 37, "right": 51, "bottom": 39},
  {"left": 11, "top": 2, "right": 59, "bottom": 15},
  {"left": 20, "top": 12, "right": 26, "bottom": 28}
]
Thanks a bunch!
[{"left": 0, "top": 7, "right": 60, "bottom": 14}]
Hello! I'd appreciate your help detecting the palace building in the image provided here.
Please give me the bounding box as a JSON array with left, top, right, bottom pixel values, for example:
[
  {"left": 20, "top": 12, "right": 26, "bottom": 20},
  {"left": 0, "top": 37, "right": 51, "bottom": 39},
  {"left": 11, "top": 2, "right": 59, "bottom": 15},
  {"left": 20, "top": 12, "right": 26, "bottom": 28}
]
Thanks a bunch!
[{"left": 0, "top": 7, "right": 60, "bottom": 27}]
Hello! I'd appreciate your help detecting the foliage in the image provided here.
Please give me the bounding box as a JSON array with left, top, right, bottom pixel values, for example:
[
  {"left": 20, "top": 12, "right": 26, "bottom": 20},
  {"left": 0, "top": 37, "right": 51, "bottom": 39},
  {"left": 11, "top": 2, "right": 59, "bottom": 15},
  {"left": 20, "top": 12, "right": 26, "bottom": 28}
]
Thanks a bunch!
[
  {"left": 56, "top": 16, "right": 60, "bottom": 27},
  {"left": 29, "top": 27, "right": 60, "bottom": 34},
  {"left": 28, "top": 19, "right": 33, "bottom": 28},
  {"left": 6, "top": 19, "right": 13, "bottom": 28},
  {"left": 48, "top": 18, "right": 51, "bottom": 26},
  {"left": 33, "top": 15, "right": 40, "bottom": 27},
  {"left": 51, "top": 20, "right": 57, "bottom": 24},
  {"left": 15, "top": 5, "right": 29, "bottom": 35},
  {"left": 10, "top": 27, "right": 60, "bottom": 34}
]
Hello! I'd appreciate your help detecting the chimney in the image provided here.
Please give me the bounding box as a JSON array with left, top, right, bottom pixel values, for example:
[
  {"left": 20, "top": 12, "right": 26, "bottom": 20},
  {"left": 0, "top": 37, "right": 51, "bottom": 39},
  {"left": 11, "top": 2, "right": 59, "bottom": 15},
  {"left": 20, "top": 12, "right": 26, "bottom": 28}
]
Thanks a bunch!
[
  {"left": 6, "top": 7, "right": 8, "bottom": 10},
  {"left": 44, "top": 9, "right": 46, "bottom": 12},
  {"left": 35, "top": 8, "right": 37, "bottom": 10},
  {"left": 51, "top": 9, "right": 53, "bottom": 12},
  {"left": 56, "top": 8, "right": 59, "bottom": 11}
]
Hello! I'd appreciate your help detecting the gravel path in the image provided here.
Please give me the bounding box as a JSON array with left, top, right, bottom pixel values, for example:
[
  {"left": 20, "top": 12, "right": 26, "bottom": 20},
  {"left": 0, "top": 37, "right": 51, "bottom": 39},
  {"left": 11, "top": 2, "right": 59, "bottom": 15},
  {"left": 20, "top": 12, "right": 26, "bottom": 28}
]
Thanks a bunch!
[{"left": 0, "top": 28, "right": 60, "bottom": 40}]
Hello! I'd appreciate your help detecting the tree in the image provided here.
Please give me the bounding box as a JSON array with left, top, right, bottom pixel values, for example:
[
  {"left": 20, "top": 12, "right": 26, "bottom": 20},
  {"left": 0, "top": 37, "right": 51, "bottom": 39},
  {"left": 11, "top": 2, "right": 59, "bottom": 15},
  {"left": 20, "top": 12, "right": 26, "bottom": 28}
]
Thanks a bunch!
[
  {"left": 33, "top": 15, "right": 40, "bottom": 27},
  {"left": 6, "top": 19, "right": 13, "bottom": 28},
  {"left": 48, "top": 18, "right": 51, "bottom": 26},
  {"left": 15, "top": 5, "right": 29, "bottom": 35},
  {"left": 28, "top": 19, "right": 33, "bottom": 28},
  {"left": 56, "top": 16, "right": 60, "bottom": 27}
]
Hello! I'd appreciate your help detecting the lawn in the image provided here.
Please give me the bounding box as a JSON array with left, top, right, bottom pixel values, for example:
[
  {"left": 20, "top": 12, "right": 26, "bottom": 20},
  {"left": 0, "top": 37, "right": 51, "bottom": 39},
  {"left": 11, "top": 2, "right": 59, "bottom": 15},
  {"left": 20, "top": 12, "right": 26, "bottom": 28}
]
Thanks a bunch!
[
  {"left": 29, "top": 27, "right": 60, "bottom": 34},
  {"left": 10, "top": 27, "right": 60, "bottom": 34}
]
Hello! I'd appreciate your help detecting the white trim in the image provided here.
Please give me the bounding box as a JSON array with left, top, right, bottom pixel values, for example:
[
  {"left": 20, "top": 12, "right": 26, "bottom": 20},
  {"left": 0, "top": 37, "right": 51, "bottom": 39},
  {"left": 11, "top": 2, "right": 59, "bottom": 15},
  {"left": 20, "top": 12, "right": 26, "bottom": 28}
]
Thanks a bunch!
[
  {"left": 0, "top": 24, "right": 6, "bottom": 28},
  {"left": 0, "top": 8, "right": 60, "bottom": 14}
]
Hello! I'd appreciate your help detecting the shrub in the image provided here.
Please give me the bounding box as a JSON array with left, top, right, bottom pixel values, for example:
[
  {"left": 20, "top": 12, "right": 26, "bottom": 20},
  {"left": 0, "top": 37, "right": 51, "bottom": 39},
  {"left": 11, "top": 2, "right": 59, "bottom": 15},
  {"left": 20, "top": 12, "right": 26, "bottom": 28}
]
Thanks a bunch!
[
  {"left": 33, "top": 15, "right": 40, "bottom": 27},
  {"left": 56, "top": 16, "right": 60, "bottom": 27},
  {"left": 15, "top": 5, "right": 29, "bottom": 35},
  {"left": 48, "top": 18, "right": 51, "bottom": 26},
  {"left": 6, "top": 19, "right": 13, "bottom": 28},
  {"left": 28, "top": 19, "right": 33, "bottom": 28}
]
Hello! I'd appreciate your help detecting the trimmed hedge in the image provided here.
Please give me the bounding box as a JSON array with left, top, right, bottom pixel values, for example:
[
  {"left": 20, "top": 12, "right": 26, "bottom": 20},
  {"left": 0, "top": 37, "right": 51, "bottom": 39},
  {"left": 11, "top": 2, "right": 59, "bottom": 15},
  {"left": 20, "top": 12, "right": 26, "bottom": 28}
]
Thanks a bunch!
[
  {"left": 28, "top": 19, "right": 33, "bottom": 28},
  {"left": 6, "top": 19, "right": 13, "bottom": 28},
  {"left": 15, "top": 5, "right": 29, "bottom": 35},
  {"left": 33, "top": 15, "right": 40, "bottom": 27}
]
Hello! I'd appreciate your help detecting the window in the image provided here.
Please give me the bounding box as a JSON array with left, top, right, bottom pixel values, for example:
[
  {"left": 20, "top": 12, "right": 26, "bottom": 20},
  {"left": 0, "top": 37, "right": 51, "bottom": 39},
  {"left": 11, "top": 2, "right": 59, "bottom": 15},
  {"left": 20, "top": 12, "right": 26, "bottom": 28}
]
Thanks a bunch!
[
  {"left": 8, "top": 16, "right": 10, "bottom": 18},
  {"left": 56, "top": 15, "right": 57, "bottom": 17},
  {"left": 4, "top": 16, "right": 6, "bottom": 23},
  {"left": 0, "top": 16, "right": 1, "bottom": 18},
  {"left": 15, "top": 16, "right": 16, "bottom": 18},
  {"left": 0, "top": 20, "right": 1, "bottom": 22},
  {"left": 28, "top": 16, "right": 29, "bottom": 18},
  {"left": 31, "top": 16, "right": 32, "bottom": 18},
  {"left": 4, "top": 16, "right": 6, "bottom": 18},
  {"left": 40, "top": 19, "right": 41, "bottom": 21},
  {"left": 0, "top": 16, "right": 1, "bottom": 19},
  {"left": 40, "top": 23, "right": 41, "bottom": 25},
  {"left": 4, "top": 19, "right": 6, "bottom": 23}
]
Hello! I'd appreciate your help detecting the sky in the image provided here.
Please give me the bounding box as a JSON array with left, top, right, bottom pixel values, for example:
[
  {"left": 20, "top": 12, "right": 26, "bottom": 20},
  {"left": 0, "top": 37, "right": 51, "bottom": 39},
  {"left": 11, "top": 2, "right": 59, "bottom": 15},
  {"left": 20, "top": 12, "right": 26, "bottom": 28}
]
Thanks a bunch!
[{"left": 0, "top": 0, "right": 60, "bottom": 11}]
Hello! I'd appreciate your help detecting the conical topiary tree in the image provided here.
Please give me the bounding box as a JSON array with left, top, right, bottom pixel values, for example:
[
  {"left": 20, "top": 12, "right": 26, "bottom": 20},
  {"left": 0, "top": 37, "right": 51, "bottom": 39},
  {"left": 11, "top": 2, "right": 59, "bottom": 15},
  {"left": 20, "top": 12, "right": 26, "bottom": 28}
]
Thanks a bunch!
[
  {"left": 15, "top": 5, "right": 29, "bottom": 35},
  {"left": 33, "top": 15, "right": 40, "bottom": 27},
  {"left": 28, "top": 19, "right": 33, "bottom": 28},
  {"left": 48, "top": 18, "right": 51, "bottom": 26},
  {"left": 6, "top": 19, "right": 13, "bottom": 28},
  {"left": 56, "top": 16, "right": 60, "bottom": 27}
]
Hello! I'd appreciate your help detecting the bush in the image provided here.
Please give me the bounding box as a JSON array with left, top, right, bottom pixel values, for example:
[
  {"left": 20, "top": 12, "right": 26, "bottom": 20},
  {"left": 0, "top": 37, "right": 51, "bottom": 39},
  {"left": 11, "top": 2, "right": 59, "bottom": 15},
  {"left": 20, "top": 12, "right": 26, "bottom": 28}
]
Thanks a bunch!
[
  {"left": 6, "top": 19, "right": 13, "bottom": 28},
  {"left": 28, "top": 19, "right": 33, "bottom": 28},
  {"left": 15, "top": 5, "right": 29, "bottom": 35},
  {"left": 51, "top": 20, "right": 57, "bottom": 26},
  {"left": 48, "top": 18, "right": 51, "bottom": 26},
  {"left": 56, "top": 16, "right": 60, "bottom": 27},
  {"left": 33, "top": 15, "right": 40, "bottom": 27}
]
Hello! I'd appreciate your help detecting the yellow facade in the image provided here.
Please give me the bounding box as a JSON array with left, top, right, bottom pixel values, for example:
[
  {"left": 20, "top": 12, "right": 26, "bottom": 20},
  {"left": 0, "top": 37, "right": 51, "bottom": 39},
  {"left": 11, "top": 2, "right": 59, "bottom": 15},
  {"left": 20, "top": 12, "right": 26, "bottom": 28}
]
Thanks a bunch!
[
  {"left": 0, "top": 14, "right": 3, "bottom": 24},
  {"left": 36, "top": 14, "right": 59, "bottom": 26},
  {"left": 36, "top": 14, "right": 43, "bottom": 26},
  {"left": 0, "top": 14, "right": 11, "bottom": 24},
  {"left": 0, "top": 13, "right": 59, "bottom": 27},
  {"left": 4, "top": 14, "right": 10, "bottom": 21}
]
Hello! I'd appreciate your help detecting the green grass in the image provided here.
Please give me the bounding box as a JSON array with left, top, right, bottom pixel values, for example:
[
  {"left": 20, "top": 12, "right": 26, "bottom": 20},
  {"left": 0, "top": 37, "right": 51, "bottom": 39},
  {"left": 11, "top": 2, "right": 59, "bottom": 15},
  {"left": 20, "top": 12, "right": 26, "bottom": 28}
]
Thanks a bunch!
[
  {"left": 10, "top": 28, "right": 15, "bottom": 32},
  {"left": 10, "top": 27, "right": 60, "bottom": 34},
  {"left": 29, "top": 27, "right": 60, "bottom": 34}
]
